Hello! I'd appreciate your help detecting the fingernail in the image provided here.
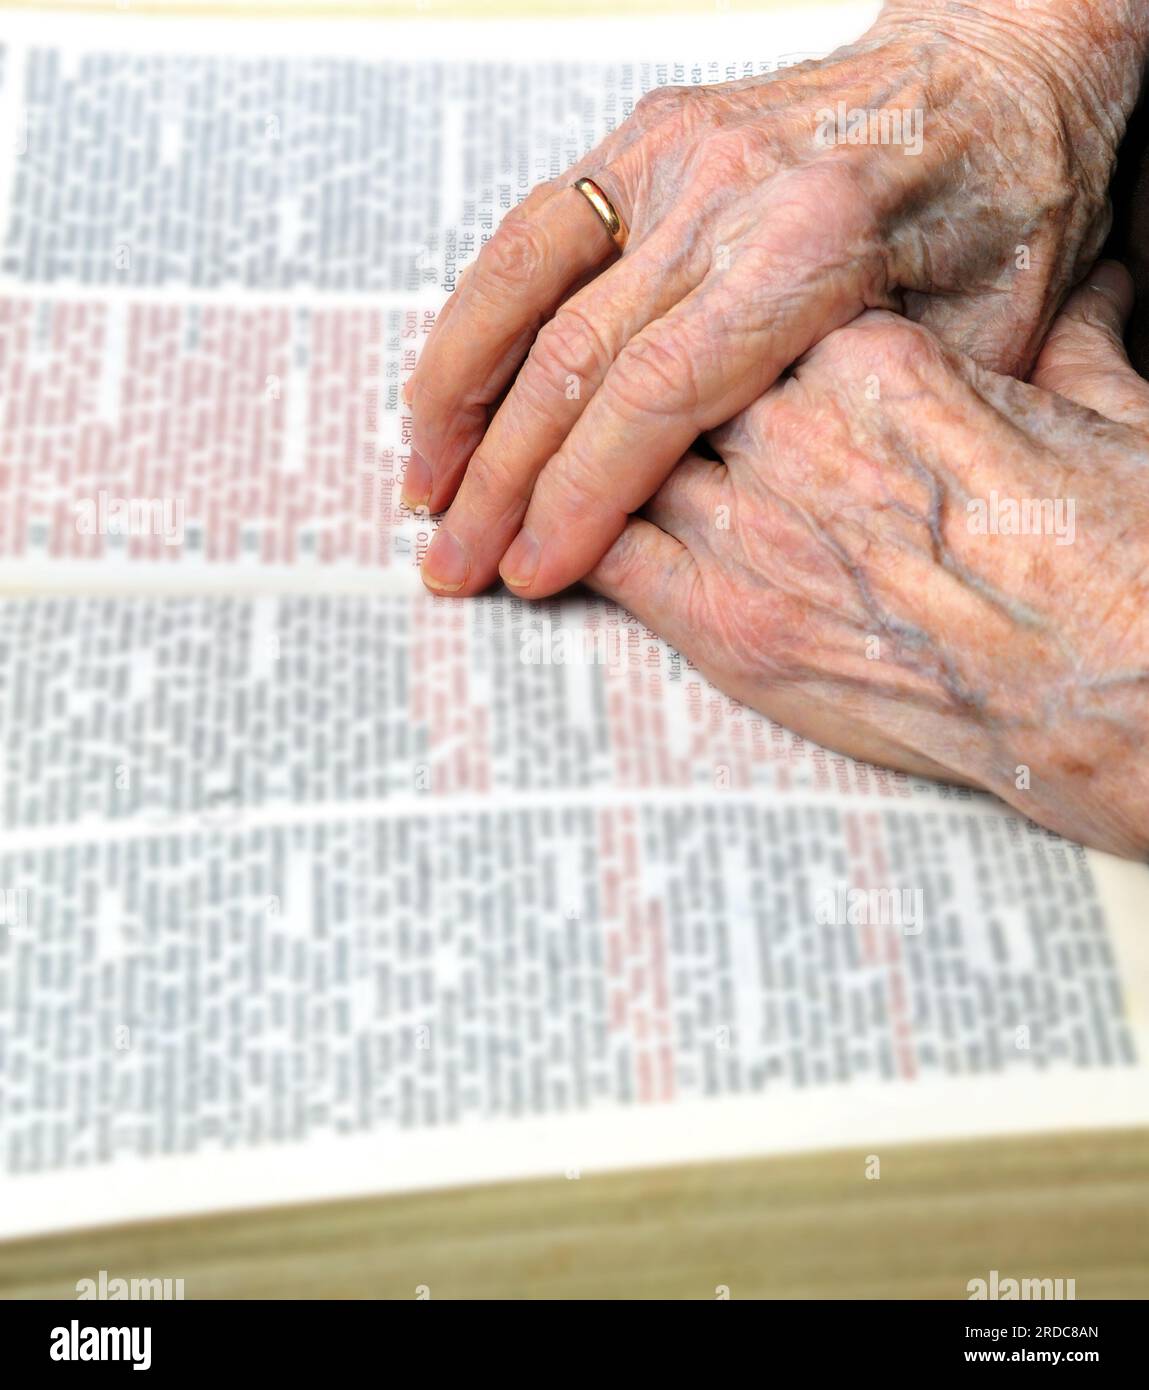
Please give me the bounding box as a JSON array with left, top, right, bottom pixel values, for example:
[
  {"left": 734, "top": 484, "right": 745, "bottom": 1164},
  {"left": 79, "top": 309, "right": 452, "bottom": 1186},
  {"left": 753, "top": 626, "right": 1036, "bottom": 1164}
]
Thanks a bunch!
[
  {"left": 423, "top": 526, "right": 468, "bottom": 593},
  {"left": 500, "top": 528, "right": 541, "bottom": 589},
  {"left": 403, "top": 449, "right": 431, "bottom": 510},
  {"left": 402, "top": 377, "right": 413, "bottom": 407}
]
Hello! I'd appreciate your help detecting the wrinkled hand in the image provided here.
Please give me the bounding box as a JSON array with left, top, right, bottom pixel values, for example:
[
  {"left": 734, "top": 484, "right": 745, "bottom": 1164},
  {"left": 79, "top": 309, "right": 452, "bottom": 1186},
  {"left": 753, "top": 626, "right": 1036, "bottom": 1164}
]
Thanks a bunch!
[
  {"left": 588, "top": 264, "right": 1149, "bottom": 859},
  {"left": 407, "top": 0, "right": 1144, "bottom": 601}
]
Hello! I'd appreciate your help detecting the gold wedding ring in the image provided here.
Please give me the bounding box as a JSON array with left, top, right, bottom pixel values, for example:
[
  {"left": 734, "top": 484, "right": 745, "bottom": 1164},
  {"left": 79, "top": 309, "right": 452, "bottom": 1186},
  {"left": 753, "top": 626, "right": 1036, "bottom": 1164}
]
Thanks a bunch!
[{"left": 573, "top": 177, "right": 628, "bottom": 251}]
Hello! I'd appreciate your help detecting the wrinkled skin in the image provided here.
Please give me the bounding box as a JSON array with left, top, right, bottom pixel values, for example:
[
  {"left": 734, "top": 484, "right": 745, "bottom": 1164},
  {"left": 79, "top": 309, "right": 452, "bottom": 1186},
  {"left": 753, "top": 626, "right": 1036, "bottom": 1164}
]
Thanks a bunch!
[
  {"left": 407, "top": 0, "right": 1146, "bottom": 600},
  {"left": 586, "top": 265, "right": 1149, "bottom": 859}
]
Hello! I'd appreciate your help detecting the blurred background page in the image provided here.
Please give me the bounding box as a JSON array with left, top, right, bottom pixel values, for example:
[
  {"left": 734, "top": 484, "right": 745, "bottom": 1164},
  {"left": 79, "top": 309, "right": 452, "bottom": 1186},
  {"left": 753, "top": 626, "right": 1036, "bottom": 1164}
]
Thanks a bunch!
[{"left": 0, "top": 1, "right": 1147, "bottom": 1296}]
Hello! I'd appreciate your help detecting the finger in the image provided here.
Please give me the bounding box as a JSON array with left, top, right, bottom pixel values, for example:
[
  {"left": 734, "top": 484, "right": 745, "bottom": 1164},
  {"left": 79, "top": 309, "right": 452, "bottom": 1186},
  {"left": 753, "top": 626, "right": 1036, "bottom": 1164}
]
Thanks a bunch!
[
  {"left": 404, "top": 183, "right": 623, "bottom": 512},
  {"left": 642, "top": 452, "right": 729, "bottom": 546},
  {"left": 1030, "top": 261, "right": 1149, "bottom": 429},
  {"left": 584, "top": 517, "right": 700, "bottom": 651},
  {"left": 498, "top": 256, "right": 869, "bottom": 598},
  {"left": 420, "top": 230, "right": 706, "bottom": 595}
]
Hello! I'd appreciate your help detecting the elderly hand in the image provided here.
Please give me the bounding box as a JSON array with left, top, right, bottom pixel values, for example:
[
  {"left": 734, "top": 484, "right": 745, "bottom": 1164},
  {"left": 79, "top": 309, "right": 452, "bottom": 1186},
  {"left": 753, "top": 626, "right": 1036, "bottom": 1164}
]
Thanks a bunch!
[
  {"left": 406, "top": 0, "right": 1147, "bottom": 602},
  {"left": 587, "top": 264, "right": 1149, "bottom": 859}
]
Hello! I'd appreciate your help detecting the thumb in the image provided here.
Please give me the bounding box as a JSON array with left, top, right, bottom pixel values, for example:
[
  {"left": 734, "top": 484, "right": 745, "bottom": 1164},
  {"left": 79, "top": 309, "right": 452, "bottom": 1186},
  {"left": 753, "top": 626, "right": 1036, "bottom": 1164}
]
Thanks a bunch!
[
  {"left": 584, "top": 517, "right": 700, "bottom": 653},
  {"left": 1030, "top": 261, "right": 1149, "bottom": 429}
]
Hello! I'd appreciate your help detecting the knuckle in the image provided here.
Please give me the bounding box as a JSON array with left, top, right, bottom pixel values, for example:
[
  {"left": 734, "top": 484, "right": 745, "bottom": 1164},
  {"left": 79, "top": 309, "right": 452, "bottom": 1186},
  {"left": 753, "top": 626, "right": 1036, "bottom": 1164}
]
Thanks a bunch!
[
  {"left": 750, "top": 391, "right": 809, "bottom": 453},
  {"left": 695, "top": 127, "right": 766, "bottom": 186},
  {"left": 599, "top": 524, "right": 651, "bottom": 589},
  {"left": 480, "top": 216, "right": 548, "bottom": 289},
  {"left": 631, "top": 85, "right": 719, "bottom": 141},
  {"left": 508, "top": 363, "right": 566, "bottom": 426},
  {"left": 610, "top": 330, "right": 701, "bottom": 419},
  {"left": 633, "top": 84, "right": 690, "bottom": 122},
  {"left": 461, "top": 447, "right": 524, "bottom": 513},
  {"left": 813, "top": 311, "right": 933, "bottom": 383},
  {"left": 527, "top": 306, "right": 613, "bottom": 389},
  {"left": 867, "top": 314, "right": 938, "bottom": 376},
  {"left": 546, "top": 454, "right": 622, "bottom": 524}
]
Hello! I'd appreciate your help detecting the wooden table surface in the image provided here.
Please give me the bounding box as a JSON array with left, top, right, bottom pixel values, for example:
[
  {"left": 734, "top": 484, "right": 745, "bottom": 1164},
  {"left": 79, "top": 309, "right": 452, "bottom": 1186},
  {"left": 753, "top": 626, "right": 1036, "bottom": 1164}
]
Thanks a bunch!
[{"left": 2, "top": 1128, "right": 1147, "bottom": 1299}]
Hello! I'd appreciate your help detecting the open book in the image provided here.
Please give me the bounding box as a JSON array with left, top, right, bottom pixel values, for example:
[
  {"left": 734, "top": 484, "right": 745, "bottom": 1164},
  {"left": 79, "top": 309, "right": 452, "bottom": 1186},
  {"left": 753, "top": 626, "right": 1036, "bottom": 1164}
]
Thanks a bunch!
[{"left": 0, "top": 4, "right": 1147, "bottom": 1244}]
